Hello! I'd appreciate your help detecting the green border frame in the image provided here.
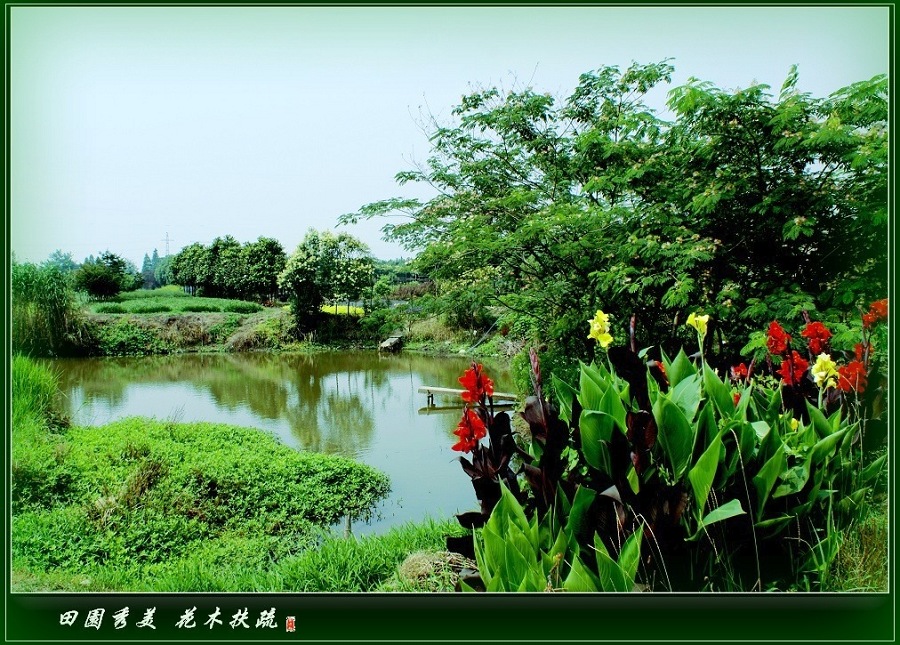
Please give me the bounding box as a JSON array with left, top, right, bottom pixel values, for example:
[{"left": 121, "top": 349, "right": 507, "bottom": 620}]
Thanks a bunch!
[{"left": 3, "top": 2, "right": 895, "bottom": 642}]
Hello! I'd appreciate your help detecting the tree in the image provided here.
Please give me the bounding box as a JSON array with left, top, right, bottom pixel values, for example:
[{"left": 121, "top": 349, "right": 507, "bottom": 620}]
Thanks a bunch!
[
  {"left": 154, "top": 254, "right": 174, "bottom": 287},
  {"left": 341, "top": 62, "right": 887, "bottom": 364},
  {"left": 141, "top": 253, "right": 158, "bottom": 290},
  {"left": 170, "top": 242, "right": 208, "bottom": 295},
  {"left": 241, "top": 237, "right": 287, "bottom": 302},
  {"left": 279, "top": 229, "right": 374, "bottom": 331},
  {"left": 43, "top": 250, "right": 79, "bottom": 277},
  {"left": 208, "top": 235, "right": 243, "bottom": 298},
  {"left": 73, "top": 251, "right": 139, "bottom": 300}
]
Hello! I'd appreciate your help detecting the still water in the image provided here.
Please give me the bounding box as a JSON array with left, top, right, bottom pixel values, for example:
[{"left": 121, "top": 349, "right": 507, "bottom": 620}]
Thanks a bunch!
[{"left": 46, "top": 352, "right": 514, "bottom": 536}]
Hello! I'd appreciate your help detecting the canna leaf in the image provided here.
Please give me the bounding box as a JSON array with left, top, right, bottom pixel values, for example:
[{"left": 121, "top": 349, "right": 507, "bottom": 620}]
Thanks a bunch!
[
  {"left": 688, "top": 431, "right": 723, "bottom": 514},
  {"left": 688, "top": 499, "right": 746, "bottom": 540},
  {"left": 653, "top": 395, "right": 694, "bottom": 478},
  {"left": 753, "top": 444, "right": 786, "bottom": 519}
]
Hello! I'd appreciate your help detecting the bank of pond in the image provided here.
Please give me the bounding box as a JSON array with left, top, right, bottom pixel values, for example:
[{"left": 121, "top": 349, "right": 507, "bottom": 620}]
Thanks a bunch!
[{"left": 11, "top": 352, "right": 507, "bottom": 592}]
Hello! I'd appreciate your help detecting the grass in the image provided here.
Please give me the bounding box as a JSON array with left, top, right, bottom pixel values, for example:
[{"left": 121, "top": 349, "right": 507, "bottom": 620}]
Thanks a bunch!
[
  {"left": 90, "top": 289, "right": 262, "bottom": 315},
  {"left": 11, "top": 355, "right": 403, "bottom": 592},
  {"left": 11, "top": 519, "right": 467, "bottom": 592},
  {"left": 824, "top": 502, "right": 889, "bottom": 592},
  {"left": 117, "top": 285, "right": 188, "bottom": 300}
]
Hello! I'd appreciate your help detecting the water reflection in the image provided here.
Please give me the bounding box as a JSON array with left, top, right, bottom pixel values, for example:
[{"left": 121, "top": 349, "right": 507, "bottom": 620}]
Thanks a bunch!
[{"left": 45, "top": 352, "right": 513, "bottom": 534}]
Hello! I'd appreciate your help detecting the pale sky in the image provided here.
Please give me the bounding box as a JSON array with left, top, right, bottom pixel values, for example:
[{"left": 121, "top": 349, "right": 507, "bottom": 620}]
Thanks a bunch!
[{"left": 9, "top": 5, "right": 890, "bottom": 266}]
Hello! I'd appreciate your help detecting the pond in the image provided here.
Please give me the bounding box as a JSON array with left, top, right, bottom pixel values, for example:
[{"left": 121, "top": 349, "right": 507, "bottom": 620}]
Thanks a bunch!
[{"left": 45, "top": 351, "right": 515, "bottom": 536}]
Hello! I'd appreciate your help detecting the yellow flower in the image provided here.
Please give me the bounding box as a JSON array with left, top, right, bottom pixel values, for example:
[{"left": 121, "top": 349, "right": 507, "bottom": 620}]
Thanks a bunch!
[
  {"left": 811, "top": 353, "right": 838, "bottom": 389},
  {"left": 686, "top": 312, "right": 709, "bottom": 336},
  {"left": 587, "top": 310, "right": 613, "bottom": 348},
  {"left": 790, "top": 418, "right": 800, "bottom": 431}
]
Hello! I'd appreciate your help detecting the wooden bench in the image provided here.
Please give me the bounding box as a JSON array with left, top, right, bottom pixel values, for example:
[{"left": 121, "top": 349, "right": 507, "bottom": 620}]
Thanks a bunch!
[{"left": 418, "top": 386, "right": 519, "bottom": 406}]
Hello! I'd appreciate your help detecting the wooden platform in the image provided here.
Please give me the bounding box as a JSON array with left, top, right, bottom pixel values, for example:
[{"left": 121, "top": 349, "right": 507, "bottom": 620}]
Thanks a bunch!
[{"left": 418, "top": 386, "right": 519, "bottom": 406}]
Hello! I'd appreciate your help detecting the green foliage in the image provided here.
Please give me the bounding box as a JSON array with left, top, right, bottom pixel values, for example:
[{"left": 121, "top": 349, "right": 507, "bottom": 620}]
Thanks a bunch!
[
  {"left": 280, "top": 520, "right": 463, "bottom": 592},
  {"left": 467, "top": 483, "right": 644, "bottom": 592},
  {"left": 94, "top": 303, "right": 127, "bottom": 314},
  {"left": 90, "top": 292, "right": 261, "bottom": 315},
  {"left": 94, "top": 317, "right": 169, "bottom": 355},
  {"left": 458, "top": 311, "right": 886, "bottom": 591},
  {"left": 359, "top": 307, "right": 404, "bottom": 339},
  {"left": 223, "top": 301, "right": 263, "bottom": 314},
  {"left": 279, "top": 229, "right": 375, "bottom": 333},
  {"left": 208, "top": 314, "right": 243, "bottom": 343},
  {"left": 11, "top": 357, "right": 77, "bottom": 511},
  {"left": 170, "top": 236, "right": 287, "bottom": 301},
  {"left": 43, "top": 250, "right": 79, "bottom": 276},
  {"left": 179, "top": 303, "right": 220, "bottom": 313},
  {"left": 343, "top": 62, "right": 886, "bottom": 361},
  {"left": 12, "top": 355, "right": 58, "bottom": 424},
  {"left": 129, "top": 303, "right": 173, "bottom": 314},
  {"left": 12, "top": 261, "right": 86, "bottom": 356},
  {"left": 11, "top": 396, "right": 392, "bottom": 589},
  {"left": 118, "top": 285, "right": 187, "bottom": 300},
  {"left": 74, "top": 251, "right": 141, "bottom": 300}
]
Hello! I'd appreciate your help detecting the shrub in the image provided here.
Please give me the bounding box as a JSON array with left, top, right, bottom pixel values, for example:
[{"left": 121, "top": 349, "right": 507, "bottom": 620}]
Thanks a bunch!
[
  {"left": 359, "top": 307, "right": 403, "bottom": 339},
  {"left": 94, "top": 318, "right": 168, "bottom": 356},
  {"left": 208, "top": 314, "right": 243, "bottom": 343}
]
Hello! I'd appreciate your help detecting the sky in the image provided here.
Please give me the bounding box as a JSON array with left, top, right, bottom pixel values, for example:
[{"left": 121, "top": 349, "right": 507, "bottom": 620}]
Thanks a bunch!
[{"left": 9, "top": 5, "right": 891, "bottom": 267}]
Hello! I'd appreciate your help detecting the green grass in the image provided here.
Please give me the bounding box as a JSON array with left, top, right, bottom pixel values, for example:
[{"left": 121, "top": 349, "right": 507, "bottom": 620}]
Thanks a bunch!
[
  {"left": 12, "top": 519, "right": 466, "bottom": 592},
  {"left": 12, "top": 355, "right": 58, "bottom": 425},
  {"left": 276, "top": 520, "right": 467, "bottom": 592},
  {"left": 11, "top": 355, "right": 400, "bottom": 592},
  {"left": 117, "top": 285, "right": 188, "bottom": 300},
  {"left": 824, "top": 503, "right": 889, "bottom": 592},
  {"left": 90, "top": 292, "right": 262, "bottom": 315}
]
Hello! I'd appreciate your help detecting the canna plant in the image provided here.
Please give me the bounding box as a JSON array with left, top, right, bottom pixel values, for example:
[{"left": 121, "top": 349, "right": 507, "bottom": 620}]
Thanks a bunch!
[{"left": 448, "top": 302, "right": 888, "bottom": 591}]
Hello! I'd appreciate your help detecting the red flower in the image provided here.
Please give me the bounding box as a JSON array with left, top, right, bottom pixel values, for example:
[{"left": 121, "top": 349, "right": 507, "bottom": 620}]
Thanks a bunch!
[
  {"left": 870, "top": 298, "right": 888, "bottom": 319},
  {"left": 837, "top": 360, "right": 868, "bottom": 394},
  {"left": 854, "top": 342, "right": 870, "bottom": 362},
  {"left": 777, "top": 351, "right": 809, "bottom": 386},
  {"left": 451, "top": 408, "right": 487, "bottom": 453},
  {"left": 767, "top": 321, "right": 791, "bottom": 356},
  {"left": 863, "top": 298, "right": 888, "bottom": 328},
  {"left": 733, "top": 392, "right": 741, "bottom": 406},
  {"left": 731, "top": 363, "right": 749, "bottom": 381},
  {"left": 801, "top": 321, "right": 832, "bottom": 355},
  {"left": 458, "top": 363, "right": 495, "bottom": 403}
]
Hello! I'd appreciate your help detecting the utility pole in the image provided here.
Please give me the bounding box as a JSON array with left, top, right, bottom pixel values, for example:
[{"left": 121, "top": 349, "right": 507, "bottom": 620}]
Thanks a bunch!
[{"left": 162, "top": 232, "right": 173, "bottom": 257}]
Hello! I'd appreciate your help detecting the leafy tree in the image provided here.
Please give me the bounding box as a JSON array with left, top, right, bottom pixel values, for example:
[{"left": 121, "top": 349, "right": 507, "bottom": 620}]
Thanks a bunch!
[
  {"left": 153, "top": 254, "right": 173, "bottom": 287},
  {"left": 241, "top": 237, "right": 287, "bottom": 301},
  {"left": 208, "top": 235, "right": 243, "bottom": 298},
  {"left": 43, "top": 250, "right": 79, "bottom": 277},
  {"left": 141, "top": 253, "right": 158, "bottom": 290},
  {"left": 170, "top": 242, "right": 207, "bottom": 295},
  {"left": 279, "top": 229, "right": 374, "bottom": 331},
  {"left": 342, "top": 62, "right": 887, "bottom": 367},
  {"left": 73, "top": 251, "right": 140, "bottom": 300}
]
